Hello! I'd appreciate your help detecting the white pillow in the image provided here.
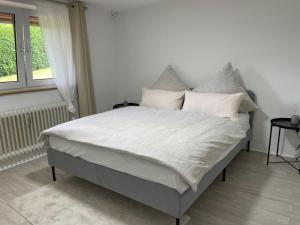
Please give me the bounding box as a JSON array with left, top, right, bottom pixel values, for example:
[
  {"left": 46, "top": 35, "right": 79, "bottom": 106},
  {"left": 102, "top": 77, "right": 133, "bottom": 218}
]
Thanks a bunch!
[
  {"left": 140, "top": 88, "right": 184, "bottom": 110},
  {"left": 152, "top": 65, "right": 189, "bottom": 91},
  {"left": 182, "top": 91, "right": 244, "bottom": 120},
  {"left": 193, "top": 63, "right": 258, "bottom": 113}
]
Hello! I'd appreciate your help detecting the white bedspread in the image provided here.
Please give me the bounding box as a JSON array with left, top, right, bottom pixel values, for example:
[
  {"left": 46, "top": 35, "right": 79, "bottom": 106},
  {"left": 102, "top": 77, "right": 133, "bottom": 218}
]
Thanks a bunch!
[{"left": 41, "top": 107, "right": 247, "bottom": 192}]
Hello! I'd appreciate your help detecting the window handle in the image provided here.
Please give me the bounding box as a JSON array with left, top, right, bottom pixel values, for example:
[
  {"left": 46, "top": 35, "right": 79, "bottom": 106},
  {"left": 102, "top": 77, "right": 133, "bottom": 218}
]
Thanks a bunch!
[
  {"left": 26, "top": 40, "right": 31, "bottom": 54},
  {"left": 20, "top": 40, "right": 26, "bottom": 53},
  {"left": 20, "top": 25, "right": 26, "bottom": 53}
]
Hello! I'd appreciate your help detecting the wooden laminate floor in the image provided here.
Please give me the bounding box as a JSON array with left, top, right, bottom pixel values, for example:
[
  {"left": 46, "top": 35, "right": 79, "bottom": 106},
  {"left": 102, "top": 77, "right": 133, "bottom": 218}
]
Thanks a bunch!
[{"left": 0, "top": 151, "right": 300, "bottom": 225}]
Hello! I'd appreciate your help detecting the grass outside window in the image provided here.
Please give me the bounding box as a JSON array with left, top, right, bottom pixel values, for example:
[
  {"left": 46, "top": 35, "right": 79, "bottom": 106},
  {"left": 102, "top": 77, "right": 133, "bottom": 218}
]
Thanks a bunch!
[{"left": 0, "top": 67, "right": 52, "bottom": 83}]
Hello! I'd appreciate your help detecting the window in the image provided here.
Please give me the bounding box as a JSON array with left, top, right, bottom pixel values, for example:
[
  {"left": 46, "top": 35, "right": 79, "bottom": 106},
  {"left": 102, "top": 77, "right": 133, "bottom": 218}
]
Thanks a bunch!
[
  {"left": 0, "top": 6, "right": 54, "bottom": 92},
  {"left": 0, "top": 12, "right": 17, "bottom": 83},
  {"left": 29, "top": 16, "right": 53, "bottom": 81}
]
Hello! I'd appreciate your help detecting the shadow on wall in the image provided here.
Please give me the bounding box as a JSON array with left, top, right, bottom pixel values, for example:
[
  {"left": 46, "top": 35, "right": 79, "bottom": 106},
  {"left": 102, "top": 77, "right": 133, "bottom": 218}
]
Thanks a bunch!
[
  {"left": 279, "top": 124, "right": 299, "bottom": 158},
  {"left": 244, "top": 68, "right": 299, "bottom": 157}
]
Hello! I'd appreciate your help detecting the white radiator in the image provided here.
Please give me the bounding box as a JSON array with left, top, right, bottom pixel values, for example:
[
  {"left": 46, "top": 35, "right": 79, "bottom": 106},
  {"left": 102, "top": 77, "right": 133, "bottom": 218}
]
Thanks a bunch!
[{"left": 0, "top": 102, "right": 70, "bottom": 170}]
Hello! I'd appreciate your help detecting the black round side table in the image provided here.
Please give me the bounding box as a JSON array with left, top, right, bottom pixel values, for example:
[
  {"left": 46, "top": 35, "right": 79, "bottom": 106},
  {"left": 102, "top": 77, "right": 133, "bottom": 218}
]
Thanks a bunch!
[
  {"left": 267, "top": 118, "right": 300, "bottom": 173},
  {"left": 113, "top": 103, "right": 139, "bottom": 109}
]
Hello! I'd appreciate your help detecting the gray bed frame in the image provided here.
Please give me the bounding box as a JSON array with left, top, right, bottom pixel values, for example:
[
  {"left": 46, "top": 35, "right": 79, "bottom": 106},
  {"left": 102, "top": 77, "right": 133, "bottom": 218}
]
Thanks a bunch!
[{"left": 48, "top": 91, "right": 256, "bottom": 225}]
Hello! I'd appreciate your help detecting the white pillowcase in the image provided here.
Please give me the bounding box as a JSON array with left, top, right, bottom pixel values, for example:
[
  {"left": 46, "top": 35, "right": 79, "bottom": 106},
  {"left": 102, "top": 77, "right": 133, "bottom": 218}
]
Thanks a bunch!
[
  {"left": 193, "top": 63, "right": 258, "bottom": 113},
  {"left": 152, "top": 65, "right": 189, "bottom": 91},
  {"left": 182, "top": 91, "right": 244, "bottom": 120},
  {"left": 140, "top": 88, "right": 184, "bottom": 111}
]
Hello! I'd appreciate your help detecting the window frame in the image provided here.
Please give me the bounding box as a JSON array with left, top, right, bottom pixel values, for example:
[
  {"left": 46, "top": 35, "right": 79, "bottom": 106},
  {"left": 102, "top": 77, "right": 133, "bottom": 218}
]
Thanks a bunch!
[
  {"left": 0, "top": 6, "right": 27, "bottom": 90},
  {"left": 24, "top": 11, "right": 55, "bottom": 87},
  {"left": 0, "top": 6, "right": 55, "bottom": 92}
]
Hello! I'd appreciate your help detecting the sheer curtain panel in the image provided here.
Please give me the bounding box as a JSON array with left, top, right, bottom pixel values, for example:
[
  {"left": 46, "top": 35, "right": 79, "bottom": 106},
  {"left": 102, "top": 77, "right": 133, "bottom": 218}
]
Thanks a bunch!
[{"left": 35, "top": 0, "right": 77, "bottom": 114}]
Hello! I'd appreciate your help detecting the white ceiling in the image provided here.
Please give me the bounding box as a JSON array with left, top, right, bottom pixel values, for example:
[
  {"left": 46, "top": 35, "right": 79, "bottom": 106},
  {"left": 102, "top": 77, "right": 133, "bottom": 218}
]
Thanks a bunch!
[{"left": 83, "top": 0, "right": 170, "bottom": 12}]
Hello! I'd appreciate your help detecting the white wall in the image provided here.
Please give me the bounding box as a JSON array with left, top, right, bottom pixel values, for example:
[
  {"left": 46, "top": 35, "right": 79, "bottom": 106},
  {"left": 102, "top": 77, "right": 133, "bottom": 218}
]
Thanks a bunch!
[
  {"left": 85, "top": 3, "right": 117, "bottom": 112},
  {"left": 0, "top": 90, "right": 61, "bottom": 112},
  {"left": 114, "top": 0, "right": 300, "bottom": 156}
]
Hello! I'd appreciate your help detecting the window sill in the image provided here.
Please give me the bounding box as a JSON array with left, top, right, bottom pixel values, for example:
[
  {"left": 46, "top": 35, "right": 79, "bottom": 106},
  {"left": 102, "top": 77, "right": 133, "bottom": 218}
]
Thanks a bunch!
[{"left": 0, "top": 85, "right": 57, "bottom": 96}]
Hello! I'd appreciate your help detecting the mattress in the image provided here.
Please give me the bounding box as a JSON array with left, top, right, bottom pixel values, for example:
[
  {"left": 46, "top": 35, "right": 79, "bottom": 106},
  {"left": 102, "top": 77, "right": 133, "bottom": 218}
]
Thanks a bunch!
[{"left": 48, "top": 113, "right": 250, "bottom": 194}]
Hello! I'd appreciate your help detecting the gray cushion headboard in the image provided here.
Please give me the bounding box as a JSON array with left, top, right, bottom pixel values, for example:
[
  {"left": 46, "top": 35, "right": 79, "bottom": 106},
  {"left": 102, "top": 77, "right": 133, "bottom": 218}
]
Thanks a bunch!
[{"left": 247, "top": 90, "right": 256, "bottom": 128}]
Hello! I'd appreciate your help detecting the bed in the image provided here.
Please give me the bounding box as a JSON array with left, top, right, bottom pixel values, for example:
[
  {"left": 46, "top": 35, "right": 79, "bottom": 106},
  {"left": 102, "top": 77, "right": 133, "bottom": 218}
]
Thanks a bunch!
[{"left": 42, "top": 91, "right": 256, "bottom": 225}]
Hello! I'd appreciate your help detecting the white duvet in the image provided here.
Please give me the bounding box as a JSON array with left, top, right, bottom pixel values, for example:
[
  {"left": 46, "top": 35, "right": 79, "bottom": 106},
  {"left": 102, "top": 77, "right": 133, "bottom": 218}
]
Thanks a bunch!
[{"left": 40, "top": 107, "right": 247, "bottom": 192}]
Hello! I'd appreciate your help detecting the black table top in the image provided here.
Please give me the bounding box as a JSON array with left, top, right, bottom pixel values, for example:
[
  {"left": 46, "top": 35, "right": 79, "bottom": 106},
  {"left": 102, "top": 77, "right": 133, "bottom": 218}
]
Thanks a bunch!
[{"left": 271, "top": 118, "right": 300, "bottom": 131}]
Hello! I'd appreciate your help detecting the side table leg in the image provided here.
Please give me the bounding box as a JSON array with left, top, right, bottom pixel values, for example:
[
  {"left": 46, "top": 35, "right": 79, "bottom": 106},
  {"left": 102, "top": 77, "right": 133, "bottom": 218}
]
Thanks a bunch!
[
  {"left": 276, "top": 128, "right": 281, "bottom": 157},
  {"left": 267, "top": 125, "right": 273, "bottom": 165}
]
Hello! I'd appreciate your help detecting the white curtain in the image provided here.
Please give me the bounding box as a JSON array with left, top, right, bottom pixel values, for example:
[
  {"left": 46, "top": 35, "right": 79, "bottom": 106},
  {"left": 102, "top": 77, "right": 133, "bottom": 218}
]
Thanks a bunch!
[{"left": 35, "top": 0, "right": 77, "bottom": 114}]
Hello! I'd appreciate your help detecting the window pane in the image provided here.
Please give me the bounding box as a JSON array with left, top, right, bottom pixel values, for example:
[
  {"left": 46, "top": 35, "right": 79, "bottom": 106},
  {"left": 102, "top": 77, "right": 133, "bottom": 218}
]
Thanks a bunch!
[
  {"left": 29, "top": 16, "right": 53, "bottom": 80},
  {"left": 0, "top": 12, "right": 18, "bottom": 83}
]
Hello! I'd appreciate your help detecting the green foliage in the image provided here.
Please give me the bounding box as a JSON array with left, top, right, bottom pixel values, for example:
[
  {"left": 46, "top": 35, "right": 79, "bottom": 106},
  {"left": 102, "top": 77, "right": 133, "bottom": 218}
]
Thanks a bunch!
[
  {"left": 0, "top": 24, "right": 17, "bottom": 77},
  {"left": 0, "top": 23, "right": 49, "bottom": 77},
  {"left": 30, "top": 26, "right": 49, "bottom": 71}
]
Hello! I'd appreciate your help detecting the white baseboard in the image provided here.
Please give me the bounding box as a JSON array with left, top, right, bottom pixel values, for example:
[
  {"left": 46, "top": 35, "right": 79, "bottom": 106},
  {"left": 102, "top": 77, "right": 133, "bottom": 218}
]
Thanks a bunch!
[{"left": 248, "top": 147, "right": 296, "bottom": 159}]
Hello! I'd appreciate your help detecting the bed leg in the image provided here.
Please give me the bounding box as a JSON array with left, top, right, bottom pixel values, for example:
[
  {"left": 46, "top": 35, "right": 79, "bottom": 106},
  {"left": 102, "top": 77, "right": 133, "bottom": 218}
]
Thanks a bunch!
[
  {"left": 222, "top": 168, "right": 226, "bottom": 182},
  {"left": 51, "top": 166, "right": 56, "bottom": 181},
  {"left": 176, "top": 218, "right": 180, "bottom": 225},
  {"left": 247, "top": 141, "right": 250, "bottom": 152}
]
